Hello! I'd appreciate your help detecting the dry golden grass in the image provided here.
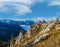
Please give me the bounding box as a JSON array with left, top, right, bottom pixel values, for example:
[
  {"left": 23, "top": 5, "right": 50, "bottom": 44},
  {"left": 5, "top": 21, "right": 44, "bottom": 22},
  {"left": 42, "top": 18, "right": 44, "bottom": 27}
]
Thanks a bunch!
[
  {"left": 11, "top": 24, "right": 60, "bottom": 47},
  {"left": 33, "top": 26, "right": 60, "bottom": 47}
]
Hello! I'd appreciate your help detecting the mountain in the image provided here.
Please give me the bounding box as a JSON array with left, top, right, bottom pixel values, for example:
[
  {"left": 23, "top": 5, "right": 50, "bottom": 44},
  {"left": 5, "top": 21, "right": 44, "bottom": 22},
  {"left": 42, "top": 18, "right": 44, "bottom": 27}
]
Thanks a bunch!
[
  {"left": 0, "top": 19, "right": 47, "bottom": 26},
  {"left": 0, "top": 20, "right": 25, "bottom": 42},
  {"left": 11, "top": 19, "right": 60, "bottom": 47},
  {"left": 0, "top": 19, "right": 35, "bottom": 25},
  {"left": 34, "top": 20, "right": 47, "bottom": 24},
  {"left": 0, "top": 19, "right": 47, "bottom": 42}
]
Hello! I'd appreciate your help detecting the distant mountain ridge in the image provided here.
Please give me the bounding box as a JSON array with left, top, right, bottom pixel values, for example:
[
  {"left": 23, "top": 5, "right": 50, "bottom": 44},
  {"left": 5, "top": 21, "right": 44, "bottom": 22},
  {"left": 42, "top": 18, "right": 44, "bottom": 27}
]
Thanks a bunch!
[
  {"left": 0, "top": 20, "right": 25, "bottom": 42},
  {"left": 0, "top": 19, "right": 35, "bottom": 25},
  {"left": 0, "top": 19, "right": 47, "bottom": 25},
  {"left": 0, "top": 19, "right": 47, "bottom": 42}
]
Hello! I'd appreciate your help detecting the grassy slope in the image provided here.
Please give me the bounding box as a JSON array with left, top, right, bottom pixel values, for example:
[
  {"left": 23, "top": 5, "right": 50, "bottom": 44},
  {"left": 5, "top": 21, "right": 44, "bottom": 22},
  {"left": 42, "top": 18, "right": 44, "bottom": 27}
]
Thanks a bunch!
[
  {"left": 11, "top": 24, "right": 60, "bottom": 47},
  {"left": 33, "top": 24, "right": 60, "bottom": 47}
]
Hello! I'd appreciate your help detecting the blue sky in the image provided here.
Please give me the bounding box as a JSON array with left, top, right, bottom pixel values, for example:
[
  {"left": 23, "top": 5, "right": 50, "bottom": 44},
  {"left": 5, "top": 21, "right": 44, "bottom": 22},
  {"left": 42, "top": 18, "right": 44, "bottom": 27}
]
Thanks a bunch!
[{"left": 0, "top": 0, "right": 60, "bottom": 20}]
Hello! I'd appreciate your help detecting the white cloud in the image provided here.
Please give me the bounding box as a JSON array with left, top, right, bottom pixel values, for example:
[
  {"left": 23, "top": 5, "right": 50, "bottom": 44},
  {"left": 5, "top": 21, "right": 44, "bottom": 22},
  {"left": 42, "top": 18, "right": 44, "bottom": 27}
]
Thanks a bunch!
[
  {"left": 0, "top": 0, "right": 48, "bottom": 15},
  {"left": 0, "top": 0, "right": 34, "bottom": 6},
  {"left": 0, "top": 3, "right": 8, "bottom": 13},
  {"left": 0, "top": 0, "right": 60, "bottom": 15},
  {"left": 33, "top": 17, "right": 48, "bottom": 21},
  {"left": 48, "top": 0, "right": 60, "bottom": 17},
  {"left": 14, "top": 4, "right": 32, "bottom": 15},
  {"left": 0, "top": 0, "right": 37, "bottom": 15},
  {"left": 48, "top": 0, "right": 60, "bottom": 6}
]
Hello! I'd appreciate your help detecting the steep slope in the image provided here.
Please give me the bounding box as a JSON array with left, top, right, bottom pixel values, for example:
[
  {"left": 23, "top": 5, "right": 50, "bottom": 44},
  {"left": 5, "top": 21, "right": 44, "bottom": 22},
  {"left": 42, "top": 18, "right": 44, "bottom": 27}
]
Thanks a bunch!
[
  {"left": 0, "top": 22, "right": 25, "bottom": 42},
  {"left": 32, "top": 24, "right": 60, "bottom": 47},
  {"left": 10, "top": 19, "right": 60, "bottom": 47}
]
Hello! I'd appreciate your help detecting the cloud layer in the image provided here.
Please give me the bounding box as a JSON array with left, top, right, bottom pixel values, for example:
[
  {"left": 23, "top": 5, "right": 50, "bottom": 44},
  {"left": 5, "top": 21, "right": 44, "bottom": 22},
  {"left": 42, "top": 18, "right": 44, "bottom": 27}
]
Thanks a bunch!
[
  {"left": 0, "top": 0, "right": 60, "bottom": 15},
  {"left": 0, "top": 0, "right": 39, "bottom": 15},
  {"left": 48, "top": 0, "right": 60, "bottom": 6}
]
